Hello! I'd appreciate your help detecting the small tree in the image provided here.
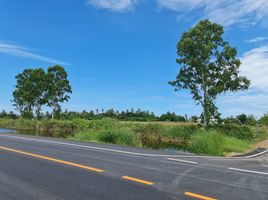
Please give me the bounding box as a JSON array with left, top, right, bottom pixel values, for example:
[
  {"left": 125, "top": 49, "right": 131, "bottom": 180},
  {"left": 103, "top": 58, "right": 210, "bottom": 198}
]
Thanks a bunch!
[
  {"left": 169, "top": 20, "right": 250, "bottom": 126},
  {"left": 259, "top": 113, "right": 268, "bottom": 125},
  {"left": 13, "top": 68, "right": 47, "bottom": 119},
  {"left": 46, "top": 65, "right": 72, "bottom": 119},
  {"left": 236, "top": 114, "right": 248, "bottom": 125}
]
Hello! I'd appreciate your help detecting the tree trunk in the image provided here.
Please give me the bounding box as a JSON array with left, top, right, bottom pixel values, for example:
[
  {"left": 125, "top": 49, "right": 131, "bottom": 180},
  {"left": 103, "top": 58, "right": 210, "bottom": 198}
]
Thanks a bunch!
[
  {"left": 203, "top": 89, "right": 208, "bottom": 127},
  {"left": 202, "top": 67, "right": 208, "bottom": 127}
]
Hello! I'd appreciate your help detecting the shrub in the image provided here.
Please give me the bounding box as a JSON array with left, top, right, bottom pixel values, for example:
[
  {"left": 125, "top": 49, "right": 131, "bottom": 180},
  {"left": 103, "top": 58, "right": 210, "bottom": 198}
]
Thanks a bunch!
[
  {"left": 89, "top": 118, "right": 118, "bottom": 132},
  {"left": 97, "top": 128, "right": 138, "bottom": 147},
  {"left": 259, "top": 113, "right": 268, "bottom": 125},
  {"left": 167, "top": 125, "right": 198, "bottom": 139},
  {"left": 133, "top": 124, "right": 189, "bottom": 149},
  {"left": 134, "top": 124, "right": 165, "bottom": 149},
  {"left": 208, "top": 124, "right": 255, "bottom": 139},
  {"left": 189, "top": 130, "right": 250, "bottom": 156}
]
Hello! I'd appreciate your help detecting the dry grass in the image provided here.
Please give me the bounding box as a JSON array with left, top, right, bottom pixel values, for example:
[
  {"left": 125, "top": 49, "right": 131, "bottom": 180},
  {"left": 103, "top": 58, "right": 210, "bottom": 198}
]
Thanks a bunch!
[{"left": 119, "top": 121, "right": 196, "bottom": 126}]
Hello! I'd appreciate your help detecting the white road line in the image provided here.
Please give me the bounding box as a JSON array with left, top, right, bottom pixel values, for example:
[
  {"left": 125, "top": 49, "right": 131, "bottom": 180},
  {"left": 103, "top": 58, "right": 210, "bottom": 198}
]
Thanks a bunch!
[
  {"left": 229, "top": 167, "right": 268, "bottom": 176},
  {"left": 167, "top": 158, "right": 198, "bottom": 164},
  {"left": 0, "top": 134, "right": 266, "bottom": 159},
  {"left": 0, "top": 134, "right": 193, "bottom": 157},
  {"left": 244, "top": 149, "right": 268, "bottom": 158}
]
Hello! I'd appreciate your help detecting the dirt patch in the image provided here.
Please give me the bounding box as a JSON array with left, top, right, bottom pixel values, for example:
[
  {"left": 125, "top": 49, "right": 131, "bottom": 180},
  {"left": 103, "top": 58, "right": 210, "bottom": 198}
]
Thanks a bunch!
[{"left": 253, "top": 139, "right": 268, "bottom": 149}]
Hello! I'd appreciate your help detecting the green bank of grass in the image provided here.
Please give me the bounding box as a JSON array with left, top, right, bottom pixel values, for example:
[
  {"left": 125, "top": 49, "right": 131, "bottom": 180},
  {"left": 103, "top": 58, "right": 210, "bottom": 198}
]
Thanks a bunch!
[
  {"left": 0, "top": 118, "right": 258, "bottom": 156},
  {"left": 189, "top": 131, "right": 250, "bottom": 156}
]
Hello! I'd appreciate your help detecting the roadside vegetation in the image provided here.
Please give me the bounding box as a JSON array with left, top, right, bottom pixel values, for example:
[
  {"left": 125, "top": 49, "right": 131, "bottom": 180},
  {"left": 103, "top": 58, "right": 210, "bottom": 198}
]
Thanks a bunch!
[
  {"left": 1, "top": 117, "right": 267, "bottom": 156},
  {"left": 1, "top": 20, "right": 267, "bottom": 156}
]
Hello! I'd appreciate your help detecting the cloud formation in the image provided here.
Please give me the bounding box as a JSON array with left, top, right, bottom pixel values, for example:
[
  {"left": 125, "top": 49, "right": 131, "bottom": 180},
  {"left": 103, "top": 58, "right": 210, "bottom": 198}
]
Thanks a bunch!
[
  {"left": 240, "top": 45, "right": 268, "bottom": 91},
  {"left": 87, "top": 0, "right": 137, "bottom": 12},
  {"left": 157, "top": 0, "right": 268, "bottom": 26},
  {"left": 218, "top": 45, "right": 268, "bottom": 117},
  {"left": 0, "top": 41, "right": 68, "bottom": 65},
  {"left": 246, "top": 37, "right": 268, "bottom": 43}
]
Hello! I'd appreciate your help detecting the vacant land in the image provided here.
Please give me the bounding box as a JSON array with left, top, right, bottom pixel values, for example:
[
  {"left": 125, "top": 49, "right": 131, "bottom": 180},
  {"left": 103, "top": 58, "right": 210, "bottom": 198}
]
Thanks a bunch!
[{"left": 0, "top": 118, "right": 266, "bottom": 156}]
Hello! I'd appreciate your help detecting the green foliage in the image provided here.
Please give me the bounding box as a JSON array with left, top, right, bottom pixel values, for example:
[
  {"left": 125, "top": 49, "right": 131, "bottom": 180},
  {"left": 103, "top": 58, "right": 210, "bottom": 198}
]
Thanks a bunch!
[
  {"left": 12, "top": 66, "right": 71, "bottom": 119},
  {"left": 169, "top": 19, "right": 250, "bottom": 126},
  {"left": 159, "top": 112, "right": 185, "bottom": 122},
  {"left": 97, "top": 128, "right": 138, "bottom": 147},
  {"left": 190, "top": 131, "right": 250, "bottom": 156},
  {"left": 46, "top": 65, "right": 72, "bottom": 119},
  {"left": 208, "top": 124, "right": 255, "bottom": 139},
  {"left": 225, "top": 114, "right": 258, "bottom": 126},
  {"left": 133, "top": 124, "right": 191, "bottom": 149},
  {"left": 167, "top": 125, "right": 198, "bottom": 140},
  {"left": 13, "top": 68, "right": 47, "bottom": 118},
  {"left": 0, "top": 118, "right": 259, "bottom": 156},
  {"left": 236, "top": 114, "right": 247, "bottom": 125},
  {"left": 259, "top": 113, "right": 268, "bottom": 125}
]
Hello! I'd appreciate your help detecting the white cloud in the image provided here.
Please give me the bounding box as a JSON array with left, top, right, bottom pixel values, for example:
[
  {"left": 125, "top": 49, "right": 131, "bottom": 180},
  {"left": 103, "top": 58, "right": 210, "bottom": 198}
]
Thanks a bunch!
[
  {"left": 0, "top": 41, "right": 69, "bottom": 65},
  {"left": 240, "top": 45, "right": 268, "bottom": 90},
  {"left": 87, "top": 0, "right": 137, "bottom": 12},
  {"left": 246, "top": 37, "right": 268, "bottom": 43},
  {"left": 217, "top": 46, "right": 268, "bottom": 117},
  {"left": 157, "top": 0, "right": 268, "bottom": 26}
]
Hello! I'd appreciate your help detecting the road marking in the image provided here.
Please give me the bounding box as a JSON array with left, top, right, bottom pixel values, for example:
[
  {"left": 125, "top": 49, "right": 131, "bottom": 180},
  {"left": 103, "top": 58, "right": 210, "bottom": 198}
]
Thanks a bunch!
[
  {"left": 0, "top": 134, "right": 263, "bottom": 159},
  {"left": 167, "top": 158, "right": 198, "bottom": 164},
  {"left": 0, "top": 146, "right": 104, "bottom": 173},
  {"left": 0, "top": 134, "right": 205, "bottom": 158},
  {"left": 122, "top": 176, "right": 154, "bottom": 185},
  {"left": 184, "top": 192, "right": 217, "bottom": 200},
  {"left": 229, "top": 167, "right": 268, "bottom": 176},
  {"left": 244, "top": 149, "right": 268, "bottom": 158}
]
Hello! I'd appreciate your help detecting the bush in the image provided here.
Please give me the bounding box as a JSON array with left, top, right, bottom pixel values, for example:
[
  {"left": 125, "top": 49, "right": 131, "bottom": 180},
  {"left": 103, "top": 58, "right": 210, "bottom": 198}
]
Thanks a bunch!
[
  {"left": 208, "top": 124, "right": 255, "bottom": 139},
  {"left": 259, "top": 113, "right": 268, "bottom": 125},
  {"left": 89, "top": 118, "right": 118, "bottom": 132},
  {"left": 167, "top": 125, "right": 198, "bottom": 139},
  {"left": 97, "top": 128, "right": 138, "bottom": 147},
  {"left": 133, "top": 124, "right": 189, "bottom": 149},
  {"left": 72, "top": 131, "right": 96, "bottom": 141},
  {"left": 190, "top": 131, "right": 250, "bottom": 156}
]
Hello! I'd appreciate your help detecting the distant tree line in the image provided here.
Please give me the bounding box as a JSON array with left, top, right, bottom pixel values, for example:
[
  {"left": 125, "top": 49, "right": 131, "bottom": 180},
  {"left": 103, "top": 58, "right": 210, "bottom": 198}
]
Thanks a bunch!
[
  {"left": 0, "top": 109, "right": 187, "bottom": 122},
  {"left": 1, "top": 107, "right": 268, "bottom": 126}
]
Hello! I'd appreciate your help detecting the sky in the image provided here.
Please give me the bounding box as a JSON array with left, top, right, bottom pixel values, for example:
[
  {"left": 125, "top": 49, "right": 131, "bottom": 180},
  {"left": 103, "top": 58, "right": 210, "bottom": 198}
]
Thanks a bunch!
[{"left": 0, "top": 0, "right": 268, "bottom": 118}]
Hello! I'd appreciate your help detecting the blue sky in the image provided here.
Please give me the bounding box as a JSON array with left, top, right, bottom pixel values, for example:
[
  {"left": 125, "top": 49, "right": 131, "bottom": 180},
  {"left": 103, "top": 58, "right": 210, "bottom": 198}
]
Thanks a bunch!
[{"left": 0, "top": 0, "right": 268, "bottom": 117}]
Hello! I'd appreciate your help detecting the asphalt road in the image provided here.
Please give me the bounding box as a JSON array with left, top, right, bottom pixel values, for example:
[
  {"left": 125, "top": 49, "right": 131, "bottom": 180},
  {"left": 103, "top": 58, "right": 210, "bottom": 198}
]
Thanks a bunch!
[{"left": 0, "top": 132, "right": 268, "bottom": 200}]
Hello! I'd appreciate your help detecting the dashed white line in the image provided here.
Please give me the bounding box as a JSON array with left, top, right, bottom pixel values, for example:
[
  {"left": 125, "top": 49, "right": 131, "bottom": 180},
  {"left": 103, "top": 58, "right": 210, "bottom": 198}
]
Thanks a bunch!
[
  {"left": 167, "top": 158, "right": 198, "bottom": 164},
  {"left": 229, "top": 167, "right": 268, "bottom": 176}
]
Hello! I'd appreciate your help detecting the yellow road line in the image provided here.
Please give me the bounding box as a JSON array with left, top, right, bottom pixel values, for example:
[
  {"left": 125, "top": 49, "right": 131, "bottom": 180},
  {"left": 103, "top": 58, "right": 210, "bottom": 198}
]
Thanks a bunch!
[
  {"left": 184, "top": 192, "right": 217, "bottom": 200},
  {"left": 0, "top": 146, "right": 104, "bottom": 173},
  {"left": 122, "top": 176, "right": 154, "bottom": 185}
]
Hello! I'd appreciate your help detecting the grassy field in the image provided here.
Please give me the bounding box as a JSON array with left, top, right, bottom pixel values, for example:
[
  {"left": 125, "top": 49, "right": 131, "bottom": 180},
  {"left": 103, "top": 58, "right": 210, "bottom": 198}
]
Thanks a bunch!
[{"left": 0, "top": 118, "right": 265, "bottom": 156}]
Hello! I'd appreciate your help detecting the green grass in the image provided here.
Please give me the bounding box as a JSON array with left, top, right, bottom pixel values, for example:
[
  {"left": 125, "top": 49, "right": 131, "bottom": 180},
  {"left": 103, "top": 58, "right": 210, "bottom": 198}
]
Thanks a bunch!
[
  {"left": 0, "top": 117, "right": 259, "bottom": 156},
  {"left": 189, "top": 130, "right": 250, "bottom": 156}
]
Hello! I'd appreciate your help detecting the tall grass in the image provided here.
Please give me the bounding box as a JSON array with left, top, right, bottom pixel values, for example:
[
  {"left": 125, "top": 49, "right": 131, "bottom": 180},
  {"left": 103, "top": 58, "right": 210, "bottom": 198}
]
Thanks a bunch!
[
  {"left": 0, "top": 118, "right": 257, "bottom": 156},
  {"left": 190, "top": 130, "right": 250, "bottom": 156}
]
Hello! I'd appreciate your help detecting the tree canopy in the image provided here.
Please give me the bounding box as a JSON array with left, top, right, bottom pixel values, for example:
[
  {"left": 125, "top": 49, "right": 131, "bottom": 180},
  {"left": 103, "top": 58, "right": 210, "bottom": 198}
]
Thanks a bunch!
[
  {"left": 169, "top": 20, "right": 250, "bottom": 126},
  {"left": 46, "top": 65, "right": 72, "bottom": 119},
  {"left": 12, "top": 66, "right": 72, "bottom": 119},
  {"left": 13, "top": 68, "right": 47, "bottom": 118}
]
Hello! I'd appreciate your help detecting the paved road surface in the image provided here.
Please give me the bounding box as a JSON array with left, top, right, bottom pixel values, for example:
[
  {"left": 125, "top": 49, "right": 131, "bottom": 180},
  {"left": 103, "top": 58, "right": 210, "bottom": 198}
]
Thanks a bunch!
[{"left": 0, "top": 132, "right": 268, "bottom": 200}]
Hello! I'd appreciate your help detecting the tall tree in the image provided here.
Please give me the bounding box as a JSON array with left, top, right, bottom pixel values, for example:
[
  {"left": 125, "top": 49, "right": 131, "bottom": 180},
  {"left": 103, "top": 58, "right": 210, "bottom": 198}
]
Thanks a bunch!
[
  {"left": 169, "top": 20, "right": 250, "bottom": 126},
  {"left": 46, "top": 65, "right": 72, "bottom": 119},
  {"left": 13, "top": 68, "right": 47, "bottom": 119}
]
